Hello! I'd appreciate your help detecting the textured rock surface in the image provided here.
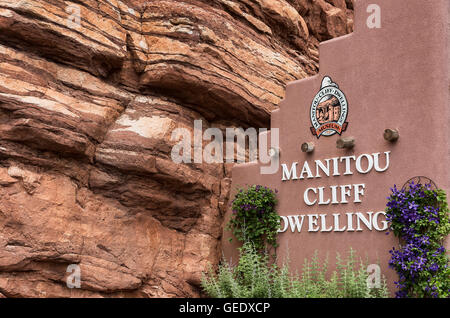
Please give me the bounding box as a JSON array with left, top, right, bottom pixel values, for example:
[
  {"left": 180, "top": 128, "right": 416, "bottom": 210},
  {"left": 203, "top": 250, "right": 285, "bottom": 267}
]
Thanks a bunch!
[{"left": 0, "top": 0, "right": 353, "bottom": 297}]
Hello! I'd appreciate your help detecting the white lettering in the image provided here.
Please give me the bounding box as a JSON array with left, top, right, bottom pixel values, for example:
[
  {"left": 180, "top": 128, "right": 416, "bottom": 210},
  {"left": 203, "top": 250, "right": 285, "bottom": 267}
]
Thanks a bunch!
[
  {"left": 356, "top": 154, "right": 374, "bottom": 174},
  {"left": 320, "top": 214, "right": 333, "bottom": 232},
  {"left": 203, "top": 128, "right": 223, "bottom": 163},
  {"left": 318, "top": 187, "right": 331, "bottom": 205},
  {"left": 194, "top": 120, "right": 203, "bottom": 163},
  {"left": 331, "top": 157, "right": 340, "bottom": 176},
  {"left": 278, "top": 216, "right": 289, "bottom": 233},
  {"left": 373, "top": 151, "right": 390, "bottom": 172},
  {"left": 281, "top": 162, "right": 298, "bottom": 181},
  {"left": 340, "top": 156, "right": 356, "bottom": 175},
  {"left": 366, "top": 4, "right": 381, "bottom": 29},
  {"left": 278, "top": 212, "right": 386, "bottom": 233},
  {"left": 280, "top": 152, "right": 390, "bottom": 181},
  {"left": 170, "top": 128, "right": 192, "bottom": 164},
  {"left": 315, "top": 159, "right": 330, "bottom": 178},
  {"left": 373, "top": 211, "right": 388, "bottom": 231},
  {"left": 346, "top": 213, "right": 355, "bottom": 231},
  {"left": 299, "top": 161, "right": 314, "bottom": 179},
  {"left": 367, "top": 264, "right": 381, "bottom": 289},
  {"left": 340, "top": 185, "right": 352, "bottom": 203},
  {"left": 66, "top": 264, "right": 81, "bottom": 289},
  {"left": 287, "top": 215, "right": 305, "bottom": 232},
  {"left": 333, "top": 213, "right": 346, "bottom": 232},
  {"left": 330, "top": 185, "right": 339, "bottom": 204},
  {"left": 356, "top": 212, "right": 373, "bottom": 231},
  {"left": 304, "top": 188, "right": 317, "bottom": 206},
  {"left": 308, "top": 214, "right": 320, "bottom": 232},
  {"left": 353, "top": 184, "right": 366, "bottom": 203},
  {"left": 225, "top": 127, "right": 258, "bottom": 163}
]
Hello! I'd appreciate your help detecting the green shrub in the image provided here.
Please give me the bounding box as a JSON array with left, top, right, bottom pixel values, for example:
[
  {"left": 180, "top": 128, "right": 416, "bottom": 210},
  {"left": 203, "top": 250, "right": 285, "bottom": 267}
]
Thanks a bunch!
[
  {"left": 201, "top": 242, "right": 389, "bottom": 298},
  {"left": 227, "top": 185, "right": 280, "bottom": 251}
]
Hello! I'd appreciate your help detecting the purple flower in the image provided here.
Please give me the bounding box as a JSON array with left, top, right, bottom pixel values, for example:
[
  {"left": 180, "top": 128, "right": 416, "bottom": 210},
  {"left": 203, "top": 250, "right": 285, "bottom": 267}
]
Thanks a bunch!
[
  {"left": 386, "top": 180, "right": 449, "bottom": 298},
  {"left": 429, "top": 263, "right": 439, "bottom": 272},
  {"left": 408, "top": 201, "right": 419, "bottom": 210}
]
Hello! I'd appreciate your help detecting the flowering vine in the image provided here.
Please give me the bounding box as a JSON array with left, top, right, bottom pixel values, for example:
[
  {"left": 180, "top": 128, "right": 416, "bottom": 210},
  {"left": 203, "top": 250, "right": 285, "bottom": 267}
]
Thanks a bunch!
[
  {"left": 386, "top": 181, "right": 450, "bottom": 298},
  {"left": 227, "top": 185, "right": 280, "bottom": 251}
]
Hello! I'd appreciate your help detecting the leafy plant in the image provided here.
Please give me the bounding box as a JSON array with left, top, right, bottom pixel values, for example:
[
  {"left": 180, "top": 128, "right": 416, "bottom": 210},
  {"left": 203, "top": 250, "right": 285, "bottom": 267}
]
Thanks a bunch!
[
  {"left": 201, "top": 243, "right": 389, "bottom": 298},
  {"left": 227, "top": 185, "right": 280, "bottom": 251},
  {"left": 386, "top": 182, "right": 450, "bottom": 298}
]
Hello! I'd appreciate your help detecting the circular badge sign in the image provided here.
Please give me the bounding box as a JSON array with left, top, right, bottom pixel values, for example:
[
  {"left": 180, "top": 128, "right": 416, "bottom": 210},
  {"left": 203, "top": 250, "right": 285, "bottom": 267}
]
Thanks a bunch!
[{"left": 310, "top": 76, "right": 349, "bottom": 138}]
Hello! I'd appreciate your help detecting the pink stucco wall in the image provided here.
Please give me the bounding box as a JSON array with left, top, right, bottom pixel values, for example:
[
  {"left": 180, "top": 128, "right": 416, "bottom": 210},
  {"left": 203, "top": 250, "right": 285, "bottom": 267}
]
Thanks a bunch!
[{"left": 222, "top": 0, "right": 450, "bottom": 295}]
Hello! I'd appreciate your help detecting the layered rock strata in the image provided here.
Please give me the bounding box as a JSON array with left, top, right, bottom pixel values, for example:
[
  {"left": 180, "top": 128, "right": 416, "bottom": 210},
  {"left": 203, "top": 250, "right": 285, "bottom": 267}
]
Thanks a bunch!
[{"left": 0, "top": 0, "right": 353, "bottom": 297}]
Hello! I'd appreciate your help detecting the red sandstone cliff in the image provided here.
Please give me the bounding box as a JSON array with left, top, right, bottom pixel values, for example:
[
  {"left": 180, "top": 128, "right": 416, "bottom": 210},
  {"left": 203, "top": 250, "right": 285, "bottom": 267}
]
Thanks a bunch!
[{"left": 0, "top": 0, "right": 353, "bottom": 297}]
